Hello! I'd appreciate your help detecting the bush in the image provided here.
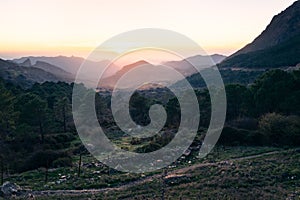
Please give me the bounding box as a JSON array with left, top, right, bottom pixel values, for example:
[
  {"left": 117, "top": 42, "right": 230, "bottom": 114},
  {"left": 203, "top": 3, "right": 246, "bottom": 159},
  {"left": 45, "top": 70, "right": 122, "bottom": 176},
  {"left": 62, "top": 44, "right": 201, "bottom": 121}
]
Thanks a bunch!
[
  {"left": 52, "top": 157, "right": 72, "bottom": 168},
  {"left": 259, "top": 113, "right": 300, "bottom": 146},
  {"left": 20, "top": 150, "right": 70, "bottom": 172},
  {"left": 45, "top": 132, "right": 76, "bottom": 149},
  {"left": 218, "top": 127, "right": 267, "bottom": 146},
  {"left": 228, "top": 117, "right": 258, "bottom": 130},
  {"left": 52, "top": 132, "right": 75, "bottom": 143},
  {"left": 218, "top": 127, "right": 248, "bottom": 146}
]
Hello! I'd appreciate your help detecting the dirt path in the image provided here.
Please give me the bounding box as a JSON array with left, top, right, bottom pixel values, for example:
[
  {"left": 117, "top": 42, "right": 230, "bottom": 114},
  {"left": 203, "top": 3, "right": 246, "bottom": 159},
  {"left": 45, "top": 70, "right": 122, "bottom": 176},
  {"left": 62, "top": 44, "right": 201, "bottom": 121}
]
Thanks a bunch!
[
  {"left": 174, "top": 149, "right": 290, "bottom": 174},
  {"left": 31, "top": 148, "right": 298, "bottom": 197}
]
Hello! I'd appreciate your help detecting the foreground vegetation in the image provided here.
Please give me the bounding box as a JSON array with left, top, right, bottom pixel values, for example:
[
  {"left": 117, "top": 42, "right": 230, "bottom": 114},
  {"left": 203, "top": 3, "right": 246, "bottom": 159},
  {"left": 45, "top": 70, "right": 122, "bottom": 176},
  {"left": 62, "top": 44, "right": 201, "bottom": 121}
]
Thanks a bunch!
[
  {"left": 0, "top": 69, "right": 299, "bottom": 199},
  {"left": 4, "top": 147, "right": 299, "bottom": 199},
  {"left": 2, "top": 146, "right": 279, "bottom": 191}
]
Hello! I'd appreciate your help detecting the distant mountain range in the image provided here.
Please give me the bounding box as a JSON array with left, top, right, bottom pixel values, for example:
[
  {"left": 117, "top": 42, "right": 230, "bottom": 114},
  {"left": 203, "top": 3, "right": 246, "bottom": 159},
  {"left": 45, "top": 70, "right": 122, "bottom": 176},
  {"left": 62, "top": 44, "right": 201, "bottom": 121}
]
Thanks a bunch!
[
  {"left": 0, "top": 54, "right": 226, "bottom": 88},
  {"left": 99, "top": 60, "right": 150, "bottom": 88},
  {"left": 20, "top": 59, "right": 74, "bottom": 81},
  {"left": 99, "top": 55, "right": 226, "bottom": 89},
  {"left": 219, "top": 0, "right": 300, "bottom": 68},
  {"left": 13, "top": 56, "right": 120, "bottom": 79},
  {"left": 0, "top": 56, "right": 121, "bottom": 88},
  {"left": 0, "top": 58, "right": 64, "bottom": 88},
  {"left": 163, "top": 54, "right": 226, "bottom": 76}
]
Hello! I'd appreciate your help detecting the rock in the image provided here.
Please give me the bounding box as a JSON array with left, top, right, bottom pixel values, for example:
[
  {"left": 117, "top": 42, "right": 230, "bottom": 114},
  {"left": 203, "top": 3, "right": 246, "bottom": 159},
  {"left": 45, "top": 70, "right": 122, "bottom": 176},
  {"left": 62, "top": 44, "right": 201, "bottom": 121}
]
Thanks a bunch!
[
  {"left": 60, "top": 175, "right": 67, "bottom": 179},
  {"left": 0, "top": 182, "right": 22, "bottom": 196},
  {"left": 26, "top": 193, "right": 35, "bottom": 199}
]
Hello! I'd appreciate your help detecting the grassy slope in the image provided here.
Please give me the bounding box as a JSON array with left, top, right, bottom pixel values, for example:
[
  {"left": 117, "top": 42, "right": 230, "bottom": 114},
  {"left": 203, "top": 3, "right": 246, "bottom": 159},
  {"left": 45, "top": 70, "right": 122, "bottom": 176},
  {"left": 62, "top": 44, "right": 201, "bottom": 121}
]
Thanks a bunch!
[
  {"left": 8, "top": 147, "right": 300, "bottom": 199},
  {"left": 174, "top": 69, "right": 264, "bottom": 89}
]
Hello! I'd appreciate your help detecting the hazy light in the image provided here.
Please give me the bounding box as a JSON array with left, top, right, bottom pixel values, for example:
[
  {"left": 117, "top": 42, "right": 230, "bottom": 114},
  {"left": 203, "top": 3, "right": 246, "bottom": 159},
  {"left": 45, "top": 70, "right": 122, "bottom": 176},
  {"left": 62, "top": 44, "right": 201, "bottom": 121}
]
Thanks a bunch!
[{"left": 0, "top": 0, "right": 297, "bottom": 59}]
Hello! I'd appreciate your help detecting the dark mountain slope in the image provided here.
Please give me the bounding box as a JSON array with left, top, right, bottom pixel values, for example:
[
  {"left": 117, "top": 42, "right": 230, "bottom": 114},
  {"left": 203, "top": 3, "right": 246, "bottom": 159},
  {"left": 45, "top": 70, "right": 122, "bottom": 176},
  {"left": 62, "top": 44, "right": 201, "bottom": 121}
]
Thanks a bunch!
[
  {"left": 233, "top": 1, "right": 300, "bottom": 56},
  {"left": 219, "top": 33, "right": 300, "bottom": 68},
  {"left": 0, "top": 59, "right": 65, "bottom": 88},
  {"left": 219, "top": 1, "right": 300, "bottom": 68}
]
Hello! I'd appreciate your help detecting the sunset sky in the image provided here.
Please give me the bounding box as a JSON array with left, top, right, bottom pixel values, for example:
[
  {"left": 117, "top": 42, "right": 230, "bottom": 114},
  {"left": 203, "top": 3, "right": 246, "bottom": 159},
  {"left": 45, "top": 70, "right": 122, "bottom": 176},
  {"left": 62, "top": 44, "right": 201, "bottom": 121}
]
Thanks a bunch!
[{"left": 0, "top": 0, "right": 297, "bottom": 60}]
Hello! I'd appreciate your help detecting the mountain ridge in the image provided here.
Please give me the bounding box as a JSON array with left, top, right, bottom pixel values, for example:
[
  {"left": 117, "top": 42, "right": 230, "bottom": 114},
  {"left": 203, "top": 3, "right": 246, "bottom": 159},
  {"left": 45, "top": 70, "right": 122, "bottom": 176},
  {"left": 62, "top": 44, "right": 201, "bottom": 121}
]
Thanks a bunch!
[
  {"left": 219, "top": 1, "right": 300, "bottom": 68},
  {"left": 0, "top": 58, "right": 65, "bottom": 88},
  {"left": 12, "top": 55, "right": 121, "bottom": 78},
  {"left": 164, "top": 54, "right": 226, "bottom": 76},
  {"left": 99, "top": 54, "right": 226, "bottom": 88},
  {"left": 232, "top": 0, "right": 300, "bottom": 56}
]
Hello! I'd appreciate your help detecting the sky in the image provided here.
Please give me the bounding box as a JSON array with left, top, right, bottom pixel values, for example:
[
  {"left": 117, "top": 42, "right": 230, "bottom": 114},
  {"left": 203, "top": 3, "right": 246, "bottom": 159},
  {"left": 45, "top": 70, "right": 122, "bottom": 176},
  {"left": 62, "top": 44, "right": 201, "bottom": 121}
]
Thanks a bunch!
[{"left": 0, "top": 0, "right": 297, "bottom": 60}]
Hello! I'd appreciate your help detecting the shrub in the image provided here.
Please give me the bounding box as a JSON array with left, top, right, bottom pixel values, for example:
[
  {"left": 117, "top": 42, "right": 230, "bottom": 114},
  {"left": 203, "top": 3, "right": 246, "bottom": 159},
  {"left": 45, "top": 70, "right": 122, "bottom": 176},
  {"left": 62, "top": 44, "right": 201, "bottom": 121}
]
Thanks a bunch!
[
  {"left": 218, "top": 126, "right": 267, "bottom": 146},
  {"left": 20, "top": 150, "right": 70, "bottom": 172},
  {"left": 229, "top": 117, "right": 258, "bottom": 130},
  {"left": 52, "top": 157, "right": 72, "bottom": 168},
  {"left": 259, "top": 113, "right": 300, "bottom": 146}
]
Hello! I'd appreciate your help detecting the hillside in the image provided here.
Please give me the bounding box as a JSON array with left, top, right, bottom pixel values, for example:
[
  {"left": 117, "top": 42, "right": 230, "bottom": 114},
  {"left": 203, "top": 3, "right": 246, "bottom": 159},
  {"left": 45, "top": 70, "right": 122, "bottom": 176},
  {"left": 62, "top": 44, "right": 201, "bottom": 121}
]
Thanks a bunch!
[
  {"left": 164, "top": 54, "right": 226, "bottom": 76},
  {"left": 0, "top": 59, "right": 64, "bottom": 88},
  {"left": 13, "top": 56, "right": 120, "bottom": 78},
  {"left": 100, "top": 54, "right": 226, "bottom": 89},
  {"left": 219, "top": 1, "right": 300, "bottom": 68},
  {"left": 99, "top": 60, "right": 151, "bottom": 88},
  {"left": 174, "top": 68, "right": 264, "bottom": 89},
  {"left": 219, "top": 33, "right": 300, "bottom": 68},
  {"left": 32, "top": 61, "right": 75, "bottom": 81}
]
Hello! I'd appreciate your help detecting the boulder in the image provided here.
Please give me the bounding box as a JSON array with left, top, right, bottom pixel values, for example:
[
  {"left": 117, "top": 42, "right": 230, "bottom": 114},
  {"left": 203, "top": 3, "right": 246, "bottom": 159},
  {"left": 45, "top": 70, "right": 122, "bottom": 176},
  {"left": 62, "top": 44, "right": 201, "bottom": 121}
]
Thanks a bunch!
[{"left": 0, "top": 182, "right": 22, "bottom": 196}]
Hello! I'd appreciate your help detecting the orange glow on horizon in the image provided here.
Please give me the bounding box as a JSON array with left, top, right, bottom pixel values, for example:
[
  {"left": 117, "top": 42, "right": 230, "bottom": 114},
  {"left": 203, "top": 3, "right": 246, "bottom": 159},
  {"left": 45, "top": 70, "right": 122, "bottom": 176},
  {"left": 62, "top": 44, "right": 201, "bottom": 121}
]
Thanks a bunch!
[
  {"left": 0, "top": 0, "right": 297, "bottom": 60},
  {"left": 0, "top": 41, "right": 250, "bottom": 61}
]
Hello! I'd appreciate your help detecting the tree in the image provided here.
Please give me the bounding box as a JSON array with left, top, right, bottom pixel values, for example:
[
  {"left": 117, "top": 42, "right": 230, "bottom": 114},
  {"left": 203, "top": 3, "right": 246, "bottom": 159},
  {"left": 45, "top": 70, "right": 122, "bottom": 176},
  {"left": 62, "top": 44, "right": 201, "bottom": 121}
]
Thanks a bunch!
[
  {"left": 166, "top": 97, "right": 180, "bottom": 128},
  {"left": 251, "top": 70, "right": 294, "bottom": 115},
  {"left": 16, "top": 93, "right": 47, "bottom": 143},
  {"left": 54, "top": 96, "right": 71, "bottom": 132},
  {"left": 196, "top": 89, "right": 211, "bottom": 128},
  {"left": 0, "top": 82, "right": 18, "bottom": 139},
  {"left": 129, "top": 92, "right": 152, "bottom": 126},
  {"left": 95, "top": 93, "right": 109, "bottom": 123},
  {"left": 225, "top": 84, "right": 252, "bottom": 120}
]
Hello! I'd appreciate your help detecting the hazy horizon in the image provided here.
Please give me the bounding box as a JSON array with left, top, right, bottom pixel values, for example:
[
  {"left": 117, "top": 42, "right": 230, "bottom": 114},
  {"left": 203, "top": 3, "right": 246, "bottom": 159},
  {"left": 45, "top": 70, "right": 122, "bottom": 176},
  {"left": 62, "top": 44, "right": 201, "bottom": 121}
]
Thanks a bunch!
[{"left": 0, "top": 0, "right": 297, "bottom": 60}]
